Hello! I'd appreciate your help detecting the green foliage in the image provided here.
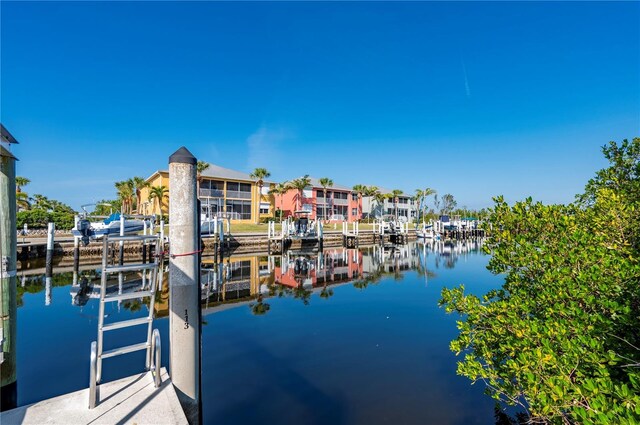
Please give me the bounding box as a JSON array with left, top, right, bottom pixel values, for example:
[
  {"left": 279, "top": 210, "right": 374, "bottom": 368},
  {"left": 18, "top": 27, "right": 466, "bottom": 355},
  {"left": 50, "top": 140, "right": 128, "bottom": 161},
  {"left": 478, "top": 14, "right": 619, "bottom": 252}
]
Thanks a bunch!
[
  {"left": 16, "top": 195, "right": 77, "bottom": 230},
  {"left": 440, "top": 138, "right": 640, "bottom": 424},
  {"left": 91, "top": 200, "right": 121, "bottom": 216}
]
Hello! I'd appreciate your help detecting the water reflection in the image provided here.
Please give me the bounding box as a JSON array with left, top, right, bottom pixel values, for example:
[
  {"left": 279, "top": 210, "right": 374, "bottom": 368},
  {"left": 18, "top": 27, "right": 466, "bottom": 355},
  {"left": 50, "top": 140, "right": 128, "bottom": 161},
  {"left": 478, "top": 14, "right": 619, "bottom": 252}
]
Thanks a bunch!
[
  {"left": 16, "top": 238, "right": 499, "bottom": 424},
  {"left": 197, "top": 240, "right": 484, "bottom": 315},
  {"left": 17, "top": 240, "right": 483, "bottom": 316}
]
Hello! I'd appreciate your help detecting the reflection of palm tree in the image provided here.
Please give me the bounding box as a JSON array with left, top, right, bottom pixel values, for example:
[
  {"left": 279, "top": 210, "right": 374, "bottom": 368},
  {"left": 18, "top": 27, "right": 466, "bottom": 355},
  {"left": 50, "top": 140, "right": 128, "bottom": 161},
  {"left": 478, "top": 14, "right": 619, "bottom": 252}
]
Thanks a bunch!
[
  {"left": 320, "top": 286, "right": 334, "bottom": 299},
  {"left": 250, "top": 296, "right": 271, "bottom": 315},
  {"left": 293, "top": 283, "right": 312, "bottom": 305}
]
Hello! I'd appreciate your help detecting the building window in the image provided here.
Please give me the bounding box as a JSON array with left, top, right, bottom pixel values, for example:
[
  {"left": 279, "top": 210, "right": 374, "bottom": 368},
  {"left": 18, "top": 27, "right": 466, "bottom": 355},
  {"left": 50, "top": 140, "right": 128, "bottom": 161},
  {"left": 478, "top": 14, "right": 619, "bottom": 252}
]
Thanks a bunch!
[
  {"left": 335, "top": 192, "right": 348, "bottom": 200},
  {"left": 352, "top": 193, "right": 358, "bottom": 201},
  {"left": 199, "top": 180, "right": 224, "bottom": 198},
  {"left": 259, "top": 203, "right": 270, "bottom": 214},
  {"left": 352, "top": 208, "right": 358, "bottom": 216},
  {"left": 226, "top": 200, "right": 252, "bottom": 220},
  {"left": 226, "top": 182, "right": 252, "bottom": 199},
  {"left": 317, "top": 191, "right": 324, "bottom": 198},
  {"left": 333, "top": 205, "right": 348, "bottom": 218}
]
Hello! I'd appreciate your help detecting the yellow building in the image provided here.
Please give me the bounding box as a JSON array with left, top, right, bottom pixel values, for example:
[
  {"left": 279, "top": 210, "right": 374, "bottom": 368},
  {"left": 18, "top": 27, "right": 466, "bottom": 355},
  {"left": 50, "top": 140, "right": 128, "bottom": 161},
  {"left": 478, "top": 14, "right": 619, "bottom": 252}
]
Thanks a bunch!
[{"left": 139, "top": 163, "right": 274, "bottom": 223}]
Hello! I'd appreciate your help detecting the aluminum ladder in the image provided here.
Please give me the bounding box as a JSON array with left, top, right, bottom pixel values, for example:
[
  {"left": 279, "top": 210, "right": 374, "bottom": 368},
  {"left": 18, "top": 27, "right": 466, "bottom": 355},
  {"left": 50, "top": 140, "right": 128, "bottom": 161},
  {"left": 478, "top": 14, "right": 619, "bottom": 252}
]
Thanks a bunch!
[{"left": 89, "top": 234, "right": 162, "bottom": 409}]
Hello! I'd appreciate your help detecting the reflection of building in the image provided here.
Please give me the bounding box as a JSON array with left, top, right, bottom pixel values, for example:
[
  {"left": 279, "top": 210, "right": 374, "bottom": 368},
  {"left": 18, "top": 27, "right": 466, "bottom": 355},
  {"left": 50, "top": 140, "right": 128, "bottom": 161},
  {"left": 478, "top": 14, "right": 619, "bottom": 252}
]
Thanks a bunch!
[
  {"left": 201, "top": 255, "right": 272, "bottom": 307},
  {"left": 140, "top": 164, "right": 274, "bottom": 223},
  {"left": 273, "top": 177, "right": 362, "bottom": 223},
  {"left": 273, "top": 248, "right": 363, "bottom": 288}
]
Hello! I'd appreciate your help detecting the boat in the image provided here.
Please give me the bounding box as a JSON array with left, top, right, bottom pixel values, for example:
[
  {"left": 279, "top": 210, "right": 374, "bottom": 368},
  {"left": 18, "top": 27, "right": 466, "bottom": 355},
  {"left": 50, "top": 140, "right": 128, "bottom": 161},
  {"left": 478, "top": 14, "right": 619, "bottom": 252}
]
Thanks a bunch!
[
  {"left": 73, "top": 212, "right": 145, "bottom": 242},
  {"left": 416, "top": 222, "right": 435, "bottom": 239}
]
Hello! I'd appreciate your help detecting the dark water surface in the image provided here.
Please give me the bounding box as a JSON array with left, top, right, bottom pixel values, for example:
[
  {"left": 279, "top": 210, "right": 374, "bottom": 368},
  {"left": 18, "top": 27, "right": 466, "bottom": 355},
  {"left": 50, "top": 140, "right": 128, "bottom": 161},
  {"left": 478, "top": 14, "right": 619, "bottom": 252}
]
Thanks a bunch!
[{"left": 16, "top": 241, "right": 501, "bottom": 424}]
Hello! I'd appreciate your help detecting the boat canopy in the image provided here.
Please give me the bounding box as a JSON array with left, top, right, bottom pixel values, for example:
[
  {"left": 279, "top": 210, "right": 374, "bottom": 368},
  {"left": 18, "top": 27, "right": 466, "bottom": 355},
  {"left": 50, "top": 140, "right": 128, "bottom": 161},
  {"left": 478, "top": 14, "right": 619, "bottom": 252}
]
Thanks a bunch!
[{"left": 103, "top": 212, "right": 121, "bottom": 225}]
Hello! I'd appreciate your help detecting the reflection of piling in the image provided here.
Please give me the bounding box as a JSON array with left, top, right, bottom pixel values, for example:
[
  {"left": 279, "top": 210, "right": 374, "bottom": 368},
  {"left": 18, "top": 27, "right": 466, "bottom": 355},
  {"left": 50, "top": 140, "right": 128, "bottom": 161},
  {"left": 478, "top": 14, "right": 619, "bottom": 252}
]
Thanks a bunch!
[
  {"left": 1, "top": 125, "right": 18, "bottom": 411},
  {"left": 73, "top": 216, "right": 80, "bottom": 272},
  {"left": 45, "top": 222, "right": 55, "bottom": 278},
  {"left": 45, "top": 276, "right": 51, "bottom": 306},
  {"left": 168, "top": 147, "right": 201, "bottom": 424}
]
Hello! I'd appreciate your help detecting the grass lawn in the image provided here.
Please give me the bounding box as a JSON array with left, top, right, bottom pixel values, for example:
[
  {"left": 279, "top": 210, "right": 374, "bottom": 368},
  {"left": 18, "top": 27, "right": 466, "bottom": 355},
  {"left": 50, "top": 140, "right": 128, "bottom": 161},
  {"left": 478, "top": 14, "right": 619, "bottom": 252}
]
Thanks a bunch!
[{"left": 154, "top": 221, "right": 382, "bottom": 235}]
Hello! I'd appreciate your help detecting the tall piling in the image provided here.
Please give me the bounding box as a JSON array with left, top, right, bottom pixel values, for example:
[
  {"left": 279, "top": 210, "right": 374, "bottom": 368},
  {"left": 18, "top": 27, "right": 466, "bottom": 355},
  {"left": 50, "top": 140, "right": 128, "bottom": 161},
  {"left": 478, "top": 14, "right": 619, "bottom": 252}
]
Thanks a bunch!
[
  {"left": 73, "top": 215, "right": 80, "bottom": 272},
  {"left": 168, "top": 147, "right": 201, "bottom": 424},
  {"left": 0, "top": 127, "right": 18, "bottom": 411}
]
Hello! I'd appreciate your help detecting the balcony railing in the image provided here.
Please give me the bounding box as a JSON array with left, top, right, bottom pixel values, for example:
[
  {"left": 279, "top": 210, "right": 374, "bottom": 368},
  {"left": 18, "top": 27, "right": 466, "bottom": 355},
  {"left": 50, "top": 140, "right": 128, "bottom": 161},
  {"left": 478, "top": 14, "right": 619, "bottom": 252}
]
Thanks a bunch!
[
  {"left": 199, "top": 188, "right": 224, "bottom": 198},
  {"left": 226, "top": 190, "right": 252, "bottom": 200},
  {"left": 333, "top": 198, "right": 349, "bottom": 205}
]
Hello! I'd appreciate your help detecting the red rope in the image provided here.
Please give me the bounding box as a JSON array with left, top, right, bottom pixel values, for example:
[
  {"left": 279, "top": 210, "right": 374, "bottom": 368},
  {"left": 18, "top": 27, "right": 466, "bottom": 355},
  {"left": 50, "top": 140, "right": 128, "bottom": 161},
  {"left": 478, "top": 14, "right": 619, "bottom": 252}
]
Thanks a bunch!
[{"left": 170, "top": 249, "right": 203, "bottom": 259}]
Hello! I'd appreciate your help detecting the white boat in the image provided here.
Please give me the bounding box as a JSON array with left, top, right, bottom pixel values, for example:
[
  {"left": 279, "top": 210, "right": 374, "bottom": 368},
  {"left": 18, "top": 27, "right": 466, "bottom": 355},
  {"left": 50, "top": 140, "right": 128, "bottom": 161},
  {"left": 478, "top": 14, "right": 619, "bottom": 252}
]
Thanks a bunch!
[{"left": 73, "top": 212, "right": 145, "bottom": 241}]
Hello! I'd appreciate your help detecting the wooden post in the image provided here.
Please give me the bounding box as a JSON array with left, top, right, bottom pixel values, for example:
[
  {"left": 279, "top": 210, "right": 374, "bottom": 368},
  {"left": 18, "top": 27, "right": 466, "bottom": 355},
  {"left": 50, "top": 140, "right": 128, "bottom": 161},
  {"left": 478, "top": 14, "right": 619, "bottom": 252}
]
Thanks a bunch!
[{"left": 168, "top": 147, "right": 201, "bottom": 425}]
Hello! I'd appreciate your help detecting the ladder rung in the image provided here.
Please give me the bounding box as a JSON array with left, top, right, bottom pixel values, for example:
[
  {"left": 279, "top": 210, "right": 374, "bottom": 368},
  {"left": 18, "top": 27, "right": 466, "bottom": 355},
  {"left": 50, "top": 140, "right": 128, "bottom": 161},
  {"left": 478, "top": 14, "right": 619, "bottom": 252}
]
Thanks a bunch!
[
  {"left": 107, "top": 235, "right": 159, "bottom": 242},
  {"left": 104, "top": 290, "right": 153, "bottom": 302},
  {"left": 101, "top": 342, "right": 150, "bottom": 359},
  {"left": 101, "top": 317, "right": 151, "bottom": 331},
  {"left": 103, "top": 263, "right": 157, "bottom": 273}
]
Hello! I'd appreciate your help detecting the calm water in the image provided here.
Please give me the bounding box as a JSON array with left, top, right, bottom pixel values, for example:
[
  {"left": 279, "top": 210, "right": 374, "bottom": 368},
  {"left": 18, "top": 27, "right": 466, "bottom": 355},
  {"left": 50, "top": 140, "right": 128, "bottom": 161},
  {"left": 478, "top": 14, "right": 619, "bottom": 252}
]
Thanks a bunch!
[{"left": 15, "top": 240, "right": 503, "bottom": 424}]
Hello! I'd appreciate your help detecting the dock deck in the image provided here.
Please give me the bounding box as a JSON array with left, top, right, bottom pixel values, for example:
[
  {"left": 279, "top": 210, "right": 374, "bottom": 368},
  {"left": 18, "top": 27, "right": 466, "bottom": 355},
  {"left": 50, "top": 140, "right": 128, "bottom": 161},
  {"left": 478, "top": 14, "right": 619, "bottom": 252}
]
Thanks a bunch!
[{"left": 0, "top": 368, "right": 187, "bottom": 425}]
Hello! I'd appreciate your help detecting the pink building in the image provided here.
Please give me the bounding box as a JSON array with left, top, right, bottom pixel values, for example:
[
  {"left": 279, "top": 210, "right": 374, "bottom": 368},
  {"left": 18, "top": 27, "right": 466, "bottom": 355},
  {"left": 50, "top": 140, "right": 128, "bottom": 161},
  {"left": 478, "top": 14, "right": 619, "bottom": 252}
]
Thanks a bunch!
[{"left": 274, "top": 177, "right": 363, "bottom": 223}]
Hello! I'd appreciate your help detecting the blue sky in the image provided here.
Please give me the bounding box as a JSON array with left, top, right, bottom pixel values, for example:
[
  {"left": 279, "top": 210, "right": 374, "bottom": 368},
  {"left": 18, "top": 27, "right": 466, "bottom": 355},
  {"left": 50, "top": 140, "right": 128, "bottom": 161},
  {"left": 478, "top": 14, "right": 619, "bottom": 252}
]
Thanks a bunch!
[{"left": 2, "top": 1, "right": 639, "bottom": 210}]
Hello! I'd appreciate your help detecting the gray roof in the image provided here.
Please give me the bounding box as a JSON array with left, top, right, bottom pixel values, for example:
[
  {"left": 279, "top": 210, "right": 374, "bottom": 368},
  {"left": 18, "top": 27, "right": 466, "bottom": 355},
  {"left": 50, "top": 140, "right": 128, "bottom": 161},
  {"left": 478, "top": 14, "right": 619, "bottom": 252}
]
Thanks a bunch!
[
  {"left": 155, "top": 163, "right": 273, "bottom": 183},
  {"left": 306, "top": 177, "right": 352, "bottom": 192},
  {"left": 200, "top": 163, "right": 257, "bottom": 181},
  {"left": 1, "top": 124, "right": 19, "bottom": 144},
  {"left": 366, "top": 186, "right": 410, "bottom": 198}
]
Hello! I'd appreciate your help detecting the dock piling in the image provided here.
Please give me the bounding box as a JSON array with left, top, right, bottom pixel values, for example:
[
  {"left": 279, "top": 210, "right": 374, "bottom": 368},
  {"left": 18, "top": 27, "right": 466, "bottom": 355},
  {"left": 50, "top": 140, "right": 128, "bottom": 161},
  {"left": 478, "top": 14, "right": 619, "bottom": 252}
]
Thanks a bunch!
[{"left": 168, "top": 146, "right": 202, "bottom": 425}]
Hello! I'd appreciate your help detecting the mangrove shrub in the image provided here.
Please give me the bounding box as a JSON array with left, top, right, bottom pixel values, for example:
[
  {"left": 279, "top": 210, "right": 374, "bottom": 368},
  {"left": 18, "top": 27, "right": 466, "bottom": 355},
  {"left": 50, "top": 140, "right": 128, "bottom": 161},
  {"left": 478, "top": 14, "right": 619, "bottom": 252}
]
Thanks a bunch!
[{"left": 440, "top": 138, "right": 640, "bottom": 424}]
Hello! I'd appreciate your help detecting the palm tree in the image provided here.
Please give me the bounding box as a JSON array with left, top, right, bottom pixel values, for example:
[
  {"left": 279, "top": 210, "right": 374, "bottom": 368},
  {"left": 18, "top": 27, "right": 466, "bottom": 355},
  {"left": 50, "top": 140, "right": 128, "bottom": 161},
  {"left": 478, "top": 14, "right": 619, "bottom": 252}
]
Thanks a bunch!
[
  {"left": 373, "top": 192, "right": 387, "bottom": 219},
  {"left": 148, "top": 185, "right": 169, "bottom": 221},
  {"left": 268, "top": 182, "right": 288, "bottom": 220},
  {"left": 16, "top": 192, "right": 31, "bottom": 211},
  {"left": 196, "top": 161, "right": 210, "bottom": 196},
  {"left": 423, "top": 187, "right": 437, "bottom": 219},
  {"left": 318, "top": 177, "right": 333, "bottom": 222},
  {"left": 414, "top": 189, "right": 425, "bottom": 223},
  {"left": 352, "top": 184, "right": 367, "bottom": 220},
  {"left": 15, "top": 176, "right": 30, "bottom": 192},
  {"left": 390, "top": 189, "right": 403, "bottom": 221},
  {"left": 286, "top": 175, "right": 311, "bottom": 212},
  {"left": 131, "top": 176, "right": 148, "bottom": 214},
  {"left": 31, "top": 194, "right": 52, "bottom": 211},
  {"left": 249, "top": 168, "right": 271, "bottom": 224},
  {"left": 115, "top": 180, "right": 135, "bottom": 214}
]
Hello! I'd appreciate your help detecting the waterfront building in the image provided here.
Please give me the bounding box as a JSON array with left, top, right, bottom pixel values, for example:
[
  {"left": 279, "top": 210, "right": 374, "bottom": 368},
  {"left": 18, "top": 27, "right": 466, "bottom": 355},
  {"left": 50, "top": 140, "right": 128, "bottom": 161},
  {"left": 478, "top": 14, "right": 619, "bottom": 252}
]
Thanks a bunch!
[
  {"left": 362, "top": 188, "right": 416, "bottom": 221},
  {"left": 274, "top": 177, "right": 362, "bottom": 223},
  {"left": 139, "top": 163, "right": 274, "bottom": 223}
]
